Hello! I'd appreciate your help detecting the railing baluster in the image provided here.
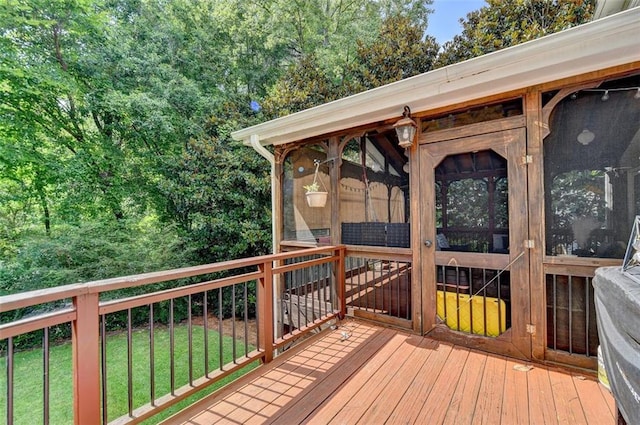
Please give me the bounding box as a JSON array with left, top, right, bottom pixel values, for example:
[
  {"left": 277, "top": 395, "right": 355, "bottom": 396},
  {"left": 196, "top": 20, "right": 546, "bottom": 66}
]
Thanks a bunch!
[
  {"left": 396, "top": 261, "right": 400, "bottom": 319},
  {"left": 204, "top": 291, "right": 209, "bottom": 377},
  {"left": 296, "top": 269, "right": 301, "bottom": 331},
  {"left": 311, "top": 264, "right": 316, "bottom": 322},
  {"left": 7, "top": 336, "right": 13, "bottom": 425},
  {"left": 43, "top": 327, "right": 50, "bottom": 425},
  {"left": 553, "top": 274, "right": 557, "bottom": 350},
  {"left": 373, "top": 261, "right": 378, "bottom": 313},
  {"left": 402, "top": 263, "right": 411, "bottom": 320},
  {"left": 218, "top": 288, "right": 223, "bottom": 370},
  {"left": 150, "top": 304, "right": 155, "bottom": 406},
  {"left": 497, "top": 269, "right": 502, "bottom": 337},
  {"left": 569, "top": 275, "right": 573, "bottom": 354},
  {"left": 288, "top": 272, "right": 293, "bottom": 331},
  {"left": 585, "top": 277, "right": 591, "bottom": 357},
  {"left": 100, "top": 315, "right": 107, "bottom": 425},
  {"left": 455, "top": 267, "right": 461, "bottom": 332},
  {"left": 255, "top": 278, "right": 261, "bottom": 354},
  {"left": 188, "top": 295, "right": 193, "bottom": 386},
  {"left": 232, "top": 285, "right": 237, "bottom": 363},
  {"left": 170, "top": 299, "right": 175, "bottom": 396},
  {"left": 244, "top": 283, "right": 249, "bottom": 356},
  {"left": 127, "top": 308, "right": 133, "bottom": 417},
  {"left": 381, "top": 262, "right": 385, "bottom": 314}
]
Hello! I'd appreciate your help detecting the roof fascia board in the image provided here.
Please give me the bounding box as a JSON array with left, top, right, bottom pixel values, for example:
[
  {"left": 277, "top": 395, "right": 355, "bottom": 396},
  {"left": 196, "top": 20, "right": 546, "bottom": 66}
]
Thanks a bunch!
[{"left": 232, "top": 7, "right": 640, "bottom": 147}]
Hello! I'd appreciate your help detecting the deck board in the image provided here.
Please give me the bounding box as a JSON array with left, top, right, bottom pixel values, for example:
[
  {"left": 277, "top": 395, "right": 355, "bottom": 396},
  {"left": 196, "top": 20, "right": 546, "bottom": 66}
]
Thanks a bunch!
[
  {"left": 165, "top": 320, "right": 615, "bottom": 425},
  {"left": 356, "top": 337, "right": 438, "bottom": 425},
  {"left": 501, "top": 358, "right": 530, "bottom": 425},
  {"left": 442, "top": 348, "right": 486, "bottom": 425},
  {"left": 548, "top": 367, "right": 588, "bottom": 424},
  {"left": 527, "top": 364, "right": 558, "bottom": 425},
  {"left": 416, "top": 345, "right": 470, "bottom": 424},
  {"left": 473, "top": 352, "right": 507, "bottom": 424},
  {"left": 308, "top": 332, "right": 410, "bottom": 424}
]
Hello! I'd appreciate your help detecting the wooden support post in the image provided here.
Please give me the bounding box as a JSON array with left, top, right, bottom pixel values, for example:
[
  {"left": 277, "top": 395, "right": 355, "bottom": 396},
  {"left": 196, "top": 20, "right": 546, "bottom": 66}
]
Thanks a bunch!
[
  {"left": 258, "top": 261, "right": 274, "bottom": 363},
  {"left": 72, "top": 292, "right": 100, "bottom": 425},
  {"left": 335, "top": 246, "right": 346, "bottom": 319}
]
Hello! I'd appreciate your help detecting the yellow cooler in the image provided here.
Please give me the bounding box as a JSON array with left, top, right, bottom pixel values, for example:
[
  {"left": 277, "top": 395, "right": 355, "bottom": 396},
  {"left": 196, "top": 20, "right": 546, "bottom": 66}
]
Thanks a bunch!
[{"left": 436, "top": 290, "right": 506, "bottom": 337}]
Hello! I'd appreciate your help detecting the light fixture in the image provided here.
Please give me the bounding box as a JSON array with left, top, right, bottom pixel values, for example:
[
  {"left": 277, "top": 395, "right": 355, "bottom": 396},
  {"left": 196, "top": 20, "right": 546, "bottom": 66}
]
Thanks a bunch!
[
  {"left": 601, "top": 90, "right": 609, "bottom": 101},
  {"left": 635, "top": 88, "right": 640, "bottom": 99},
  {"left": 393, "top": 106, "right": 418, "bottom": 149},
  {"left": 577, "top": 128, "right": 595, "bottom": 145}
]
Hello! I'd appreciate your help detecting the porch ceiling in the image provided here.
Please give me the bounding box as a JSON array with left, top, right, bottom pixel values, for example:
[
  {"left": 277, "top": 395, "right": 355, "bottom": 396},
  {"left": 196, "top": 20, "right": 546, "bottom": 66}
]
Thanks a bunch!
[{"left": 231, "top": 7, "right": 640, "bottom": 147}]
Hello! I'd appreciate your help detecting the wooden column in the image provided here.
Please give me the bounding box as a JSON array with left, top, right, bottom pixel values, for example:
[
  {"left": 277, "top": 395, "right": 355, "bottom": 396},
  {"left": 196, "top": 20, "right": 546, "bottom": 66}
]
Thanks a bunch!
[
  {"left": 411, "top": 127, "right": 425, "bottom": 334},
  {"left": 257, "top": 261, "right": 274, "bottom": 363},
  {"left": 72, "top": 292, "right": 100, "bottom": 425},
  {"left": 526, "top": 89, "right": 546, "bottom": 361},
  {"left": 273, "top": 148, "right": 285, "bottom": 254},
  {"left": 328, "top": 137, "right": 341, "bottom": 245},
  {"left": 335, "top": 246, "right": 346, "bottom": 318}
]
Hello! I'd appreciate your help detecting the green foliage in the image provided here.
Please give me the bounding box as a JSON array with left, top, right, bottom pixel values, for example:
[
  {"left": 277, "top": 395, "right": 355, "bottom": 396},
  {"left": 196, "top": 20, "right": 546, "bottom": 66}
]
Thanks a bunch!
[
  {"left": 436, "top": 0, "right": 595, "bottom": 67},
  {"left": 0, "top": 219, "right": 190, "bottom": 297},
  {"left": 162, "top": 137, "right": 272, "bottom": 264},
  {"left": 346, "top": 15, "right": 439, "bottom": 92},
  {"left": 264, "top": 11, "right": 438, "bottom": 116},
  {"left": 262, "top": 54, "right": 339, "bottom": 118}
]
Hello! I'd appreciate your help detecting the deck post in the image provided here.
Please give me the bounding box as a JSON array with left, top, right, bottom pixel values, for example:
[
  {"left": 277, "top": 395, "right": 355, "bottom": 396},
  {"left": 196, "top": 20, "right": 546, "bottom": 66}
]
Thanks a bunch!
[
  {"left": 72, "top": 292, "right": 100, "bottom": 425},
  {"left": 258, "top": 261, "right": 274, "bottom": 363},
  {"left": 335, "top": 246, "right": 346, "bottom": 319}
]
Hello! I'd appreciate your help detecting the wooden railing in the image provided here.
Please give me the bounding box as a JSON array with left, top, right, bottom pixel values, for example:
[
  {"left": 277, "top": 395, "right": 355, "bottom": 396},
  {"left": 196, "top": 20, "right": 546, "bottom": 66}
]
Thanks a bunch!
[
  {"left": 344, "top": 246, "right": 413, "bottom": 329},
  {"left": 0, "top": 246, "right": 345, "bottom": 425}
]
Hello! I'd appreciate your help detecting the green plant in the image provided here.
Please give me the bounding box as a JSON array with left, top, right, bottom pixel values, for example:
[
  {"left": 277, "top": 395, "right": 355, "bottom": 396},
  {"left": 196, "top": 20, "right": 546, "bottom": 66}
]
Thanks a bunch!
[{"left": 303, "top": 181, "right": 321, "bottom": 193}]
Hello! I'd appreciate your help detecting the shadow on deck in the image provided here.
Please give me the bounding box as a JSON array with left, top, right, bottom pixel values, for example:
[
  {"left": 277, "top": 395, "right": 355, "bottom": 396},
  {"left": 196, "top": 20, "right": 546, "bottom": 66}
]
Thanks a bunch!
[{"left": 163, "top": 320, "right": 615, "bottom": 425}]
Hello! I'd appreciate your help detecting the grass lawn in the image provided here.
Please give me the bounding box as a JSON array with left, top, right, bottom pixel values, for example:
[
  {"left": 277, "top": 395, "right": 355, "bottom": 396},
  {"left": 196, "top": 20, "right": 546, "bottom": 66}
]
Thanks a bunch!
[{"left": 0, "top": 323, "right": 258, "bottom": 424}]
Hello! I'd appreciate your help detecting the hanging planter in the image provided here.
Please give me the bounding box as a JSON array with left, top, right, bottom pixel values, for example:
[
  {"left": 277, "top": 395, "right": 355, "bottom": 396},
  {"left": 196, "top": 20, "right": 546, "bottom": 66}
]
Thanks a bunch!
[
  {"left": 305, "top": 190, "right": 328, "bottom": 207},
  {"left": 304, "top": 161, "right": 328, "bottom": 208}
]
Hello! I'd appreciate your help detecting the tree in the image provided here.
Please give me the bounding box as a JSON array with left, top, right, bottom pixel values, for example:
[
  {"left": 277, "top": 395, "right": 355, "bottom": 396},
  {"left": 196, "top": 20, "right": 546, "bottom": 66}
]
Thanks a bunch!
[
  {"left": 263, "top": 5, "right": 437, "bottom": 117},
  {"left": 436, "top": 0, "right": 595, "bottom": 67},
  {"left": 346, "top": 14, "right": 439, "bottom": 92},
  {"left": 162, "top": 136, "right": 272, "bottom": 263},
  {"left": 0, "top": 0, "right": 138, "bottom": 224}
]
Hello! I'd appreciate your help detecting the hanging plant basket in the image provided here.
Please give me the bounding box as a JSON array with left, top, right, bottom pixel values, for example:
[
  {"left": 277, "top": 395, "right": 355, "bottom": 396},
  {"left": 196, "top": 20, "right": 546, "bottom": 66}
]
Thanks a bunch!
[
  {"left": 305, "top": 191, "right": 328, "bottom": 208},
  {"left": 303, "top": 160, "right": 329, "bottom": 207}
]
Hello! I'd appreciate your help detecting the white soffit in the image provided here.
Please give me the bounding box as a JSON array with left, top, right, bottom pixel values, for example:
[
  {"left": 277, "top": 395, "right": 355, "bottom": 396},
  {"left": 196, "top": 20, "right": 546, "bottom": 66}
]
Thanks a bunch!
[
  {"left": 232, "top": 7, "right": 640, "bottom": 147},
  {"left": 594, "top": 0, "right": 640, "bottom": 19}
]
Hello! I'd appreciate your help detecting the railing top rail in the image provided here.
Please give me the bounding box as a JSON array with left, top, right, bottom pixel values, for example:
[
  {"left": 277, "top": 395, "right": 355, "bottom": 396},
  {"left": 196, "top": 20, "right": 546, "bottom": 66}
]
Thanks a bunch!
[{"left": 0, "top": 245, "right": 345, "bottom": 314}]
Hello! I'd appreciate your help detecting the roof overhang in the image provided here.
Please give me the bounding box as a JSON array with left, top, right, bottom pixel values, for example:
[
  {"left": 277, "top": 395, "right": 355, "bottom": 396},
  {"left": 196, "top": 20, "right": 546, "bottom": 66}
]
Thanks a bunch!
[
  {"left": 594, "top": 0, "right": 640, "bottom": 19},
  {"left": 231, "top": 7, "right": 640, "bottom": 147}
]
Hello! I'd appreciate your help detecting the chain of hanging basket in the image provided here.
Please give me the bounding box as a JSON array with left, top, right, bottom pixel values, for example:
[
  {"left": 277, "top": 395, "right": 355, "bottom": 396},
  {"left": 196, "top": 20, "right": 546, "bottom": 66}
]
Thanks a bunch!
[{"left": 312, "top": 159, "right": 328, "bottom": 192}]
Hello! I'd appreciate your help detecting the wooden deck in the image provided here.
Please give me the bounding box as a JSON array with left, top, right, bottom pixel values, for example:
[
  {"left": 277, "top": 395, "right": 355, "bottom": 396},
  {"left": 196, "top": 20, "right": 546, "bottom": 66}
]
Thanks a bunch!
[{"left": 165, "top": 320, "right": 615, "bottom": 425}]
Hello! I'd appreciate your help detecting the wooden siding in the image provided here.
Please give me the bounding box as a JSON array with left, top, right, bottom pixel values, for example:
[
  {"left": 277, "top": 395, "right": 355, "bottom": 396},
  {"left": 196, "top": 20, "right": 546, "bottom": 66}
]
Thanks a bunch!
[{"left": 165, "top": 320, "right": 614, "bottom": 425}]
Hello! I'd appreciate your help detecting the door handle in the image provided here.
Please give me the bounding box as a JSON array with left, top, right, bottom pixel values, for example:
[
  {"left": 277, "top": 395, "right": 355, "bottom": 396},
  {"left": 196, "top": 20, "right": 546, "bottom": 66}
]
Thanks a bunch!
[{"left": 424, "top": 240, "right": 433, "bottom": 247}]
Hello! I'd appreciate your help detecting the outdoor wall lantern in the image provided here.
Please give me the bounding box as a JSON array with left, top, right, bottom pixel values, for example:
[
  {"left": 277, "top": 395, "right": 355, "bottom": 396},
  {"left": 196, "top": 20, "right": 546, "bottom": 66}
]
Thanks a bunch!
[{"left": 393, "top": 105, "right": 418, "bottom": 149}]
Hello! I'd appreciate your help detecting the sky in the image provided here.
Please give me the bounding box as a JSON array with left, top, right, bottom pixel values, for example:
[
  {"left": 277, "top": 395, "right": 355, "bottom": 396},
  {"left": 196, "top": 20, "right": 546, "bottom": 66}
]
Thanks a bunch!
[{"left": 429, "top": 0, "right": 486, "bottom": 45}]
